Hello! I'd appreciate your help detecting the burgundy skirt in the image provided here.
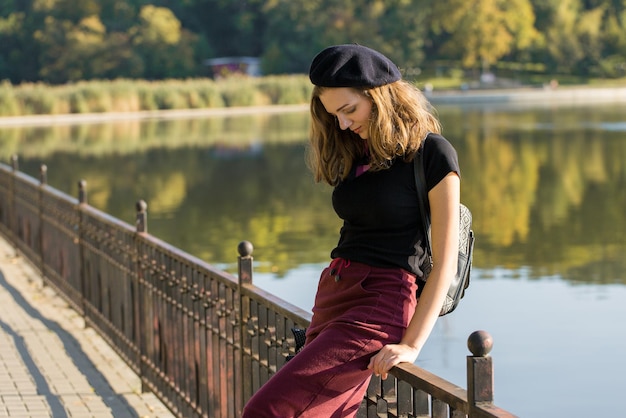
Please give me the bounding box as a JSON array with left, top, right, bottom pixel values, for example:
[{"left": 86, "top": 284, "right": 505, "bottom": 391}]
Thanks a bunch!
[{"left": 242, "top": 258, "right": 418, "bottom": 418}]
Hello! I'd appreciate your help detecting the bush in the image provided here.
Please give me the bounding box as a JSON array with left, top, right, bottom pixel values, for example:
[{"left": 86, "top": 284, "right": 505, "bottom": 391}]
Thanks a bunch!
[
  {"left": 74, "top": 82, "right": 113, "bottom": 113},
  {"left": 15, "top": 83, "right": 58, "bottom": 115},
  {"left": 153, "top": 85, "right": 188, "bottom": 110},
  {"left": 195, "top": 80, "right": 225, "bottom": 108},
  {"left": 257, "top": 75, "right": 312, "bottom": 105},
  {"left": 67, "top": 89, "right": 90, "bottom": 113},
  {"left": 0, "top": 80, "right": 20, "bottom": 116},
  {"left": 108, "top": 80, "right": 142, "bottom": 112},
  {"left": 219, "top": 77, "right": 266, "bottom": 107},
  {"left": 0, "top": 75, "right": 313, "bottom": 117},
  {"left": 137, "top": 82, "right": 158, "bottom": 111}
]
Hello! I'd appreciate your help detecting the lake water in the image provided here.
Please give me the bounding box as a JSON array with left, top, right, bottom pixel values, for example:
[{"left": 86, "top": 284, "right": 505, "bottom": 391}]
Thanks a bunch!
[{"left": 1, "top": 100, "right": 625, "bottom": 417}]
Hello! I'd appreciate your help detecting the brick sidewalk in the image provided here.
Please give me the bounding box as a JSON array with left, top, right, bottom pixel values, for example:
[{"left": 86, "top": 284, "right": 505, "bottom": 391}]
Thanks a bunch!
[{"left": 0, "top": 236, "right": 175, "bottom": 418}]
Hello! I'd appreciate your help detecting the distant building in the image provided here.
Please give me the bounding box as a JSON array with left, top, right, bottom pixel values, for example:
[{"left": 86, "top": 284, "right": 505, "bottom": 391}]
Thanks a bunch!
[{"left": 203, "top": 57, "right": 261, "bottom": 78}]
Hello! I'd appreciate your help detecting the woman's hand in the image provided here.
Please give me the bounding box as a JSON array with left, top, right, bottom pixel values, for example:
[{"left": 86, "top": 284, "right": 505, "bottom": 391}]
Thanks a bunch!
[{"left": 367, "top": 343, "right": 421, "bottom": 380}]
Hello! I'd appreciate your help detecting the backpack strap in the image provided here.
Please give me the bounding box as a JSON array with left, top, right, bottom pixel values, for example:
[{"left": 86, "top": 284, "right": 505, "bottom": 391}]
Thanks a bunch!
[{"left": 414, "top": 135, "right": 432, "bottom": 260}]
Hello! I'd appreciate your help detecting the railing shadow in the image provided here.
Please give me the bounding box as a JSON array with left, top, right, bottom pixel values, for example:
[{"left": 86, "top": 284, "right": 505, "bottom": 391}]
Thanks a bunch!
[{"left": 0, "top": 267, "right": 140, "bottom": 417}]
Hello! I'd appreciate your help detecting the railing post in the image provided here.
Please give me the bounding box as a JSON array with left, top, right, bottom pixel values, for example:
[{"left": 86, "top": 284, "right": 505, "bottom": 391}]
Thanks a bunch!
[
  {"left": 134, "top": 200, "right": 149, "bottom": 392},
  {"left": 136, "top": 200, "right": 148, "bottom": 233},
  {"left": 40, "top": 165, "right": 47, "bottom": 184},
  {"left": 39, "top": 164, "right": 47, "bottom": 285},
  {"left": 237, "top": 240, "right": 254, "bottom": 416},
  {"left": 78, "top": 179, "right": 88, "bottom": 204},
  {"left": 467, "top": 330, "right": 494, "bottom": 417},
  {"left": 238, "top": 241, "right": 253, "bottom": 285}
]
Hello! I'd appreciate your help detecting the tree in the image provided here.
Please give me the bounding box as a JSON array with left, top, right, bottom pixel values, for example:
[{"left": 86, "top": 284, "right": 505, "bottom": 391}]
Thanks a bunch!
[
  {"left": 178, "top": 0, "right": 266, "bottom": 58},
  {"left": 543, "top": 0, "right": 587, "bottom": 73},
  {"left": 99, "top": 0, "right": 140, "bottom": 31},
  {"left": 34, "top": 15, "right": 109, "bottom": 83},
  {"left": 431, "top": 0, "right": 539, "bottom": 71},
  {"left": 365, "top": 0, "right": 433, "bottom": 76},
  {"left": 130, "top": 5, "right": 198, "bottom": 79},
  {"left": 596, "top": 0, "right": 626, "bottom": 76},
  {"left": 576, "top": 7, "right": 605, "bottom": 72},
  {"left": 0, "top": 10, "right": 44, "bottom": 82},
  {"left": 0, "top": 12, "right": 24, "bottom": 81},
  {"left": 2, "top": 0, "right": 626, "bottom": 83},
  {"left": 133, "top": 5, "right": 182, "bottom": 45},
  {"left": 47, "top": 0, "right": 101, "bottom": 23},
  {"left": 262, "top": 0, "right": 431, "bottom": 75}
]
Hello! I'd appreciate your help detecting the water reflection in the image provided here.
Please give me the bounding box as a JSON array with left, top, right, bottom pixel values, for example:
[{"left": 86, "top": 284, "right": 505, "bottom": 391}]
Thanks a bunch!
[
  {"left": 2, "top": 104, "right": 625, "bottom": 286},
  {"left": 3, "top": 102, "right": 626, "bottom": 417}
]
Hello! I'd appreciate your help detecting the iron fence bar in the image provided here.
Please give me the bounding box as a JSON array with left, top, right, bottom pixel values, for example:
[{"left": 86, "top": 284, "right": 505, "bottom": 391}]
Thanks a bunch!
[{"left": 38, "top": 165, "right": 47, "bottom": 285}]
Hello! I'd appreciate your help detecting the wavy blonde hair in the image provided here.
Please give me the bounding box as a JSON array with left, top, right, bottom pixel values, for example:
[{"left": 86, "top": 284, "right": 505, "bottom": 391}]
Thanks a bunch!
[{"left": 307, "top": 80, "right": 441, "bottom": 186}]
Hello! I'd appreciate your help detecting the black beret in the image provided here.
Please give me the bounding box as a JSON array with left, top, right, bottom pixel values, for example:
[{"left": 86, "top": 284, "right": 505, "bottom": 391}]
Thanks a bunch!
[{"left": 309, "top": 44, "right": 401, "bottom": 88}]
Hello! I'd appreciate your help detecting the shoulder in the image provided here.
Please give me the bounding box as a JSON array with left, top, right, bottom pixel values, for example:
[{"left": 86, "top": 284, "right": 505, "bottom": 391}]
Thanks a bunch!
[
  {"left": 422, "top": 133, "right": 460, "bottom": 189},
  {"left": 424, "top": 133, "right": 457, "bottom": 159}
]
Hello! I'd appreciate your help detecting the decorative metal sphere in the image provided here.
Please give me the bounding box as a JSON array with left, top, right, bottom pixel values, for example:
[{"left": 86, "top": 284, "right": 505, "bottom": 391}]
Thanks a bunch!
[
  {"left": 467, "top": 330, "right": 493, "bottom": 357},
  {"left": 136, "top": 200, "right": 148, "bottom": 212},
  {"left": 238, "top": 241, "right": 254, "bottom": 257}
]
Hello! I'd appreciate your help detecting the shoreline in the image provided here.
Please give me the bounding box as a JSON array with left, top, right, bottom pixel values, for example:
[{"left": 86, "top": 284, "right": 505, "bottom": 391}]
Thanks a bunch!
[
  {"left": 1, "top": 85, "right": 625, "bottom": 128},
  {"left": 427, "top": 85, "right": 626, "bottom": 106},
  {"left": 0, "top": 104, "right": 310, "bottom": 128}
]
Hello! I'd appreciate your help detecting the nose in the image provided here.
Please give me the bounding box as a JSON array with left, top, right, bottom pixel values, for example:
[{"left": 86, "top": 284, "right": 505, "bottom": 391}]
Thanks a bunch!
[{"left": 337, "top": 115, "right": 352, "bottom": 130}]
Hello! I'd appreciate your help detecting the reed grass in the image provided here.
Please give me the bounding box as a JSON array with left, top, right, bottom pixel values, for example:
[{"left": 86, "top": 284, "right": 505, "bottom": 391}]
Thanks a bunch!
[{"left": 0, "top": 75, "right": 313, "bottom": 117}]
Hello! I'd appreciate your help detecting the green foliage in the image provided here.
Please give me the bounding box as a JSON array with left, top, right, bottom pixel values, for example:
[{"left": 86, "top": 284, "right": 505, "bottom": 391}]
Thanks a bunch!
[
  {"left": 594, "top": 55, "right": 626, "bottom": 78},
  {"left": 0, "top": 76, "right": 313, "bottom": 117},
  {"left": 134, "top": 5, "right": 181, "bottom": 45},
  {"left": 261, "top": 0, "right": 431, "bottom": 75},
  {"left": 430, "top": 0, "right": 540, "bottom": 70},
  {"left": 184, "top": 0, "right": 265, "bottom": 58},
  {"left": 0, "top": 0, "right": 626, "bottom": 84},
  {"left": 194, "top": 80, "right": 225, "bottom": 108},
  {"left": 0, "top": 80, "right": 19, "bottom": 116},
  {"left": 151, "top": 84, "right": 185, "bottom": 110},
  {"left": 14, "top": 83, "right": 61, "bottom": 114},
  {"left": 256, "top": 76, "right": 313, "bottom": 105},
  {"left": 218, "top": 77, "right": 264, "bottom": 107}
]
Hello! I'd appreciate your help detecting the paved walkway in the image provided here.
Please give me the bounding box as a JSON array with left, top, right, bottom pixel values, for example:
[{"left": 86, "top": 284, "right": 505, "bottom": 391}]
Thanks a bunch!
[{"left": 0, "top": 236, "right": 175, "bottom": 418}]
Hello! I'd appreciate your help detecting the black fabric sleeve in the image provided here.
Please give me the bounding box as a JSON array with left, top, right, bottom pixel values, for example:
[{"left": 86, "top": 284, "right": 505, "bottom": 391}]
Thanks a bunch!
[{"left": 423, "top": 133, "right": 460, "bottom": 191}]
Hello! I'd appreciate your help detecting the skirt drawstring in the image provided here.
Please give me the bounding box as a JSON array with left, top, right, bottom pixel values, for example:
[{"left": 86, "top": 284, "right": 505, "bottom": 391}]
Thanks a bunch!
[{"left": 329, "top": 258, "right": 351, "bottom": 282}]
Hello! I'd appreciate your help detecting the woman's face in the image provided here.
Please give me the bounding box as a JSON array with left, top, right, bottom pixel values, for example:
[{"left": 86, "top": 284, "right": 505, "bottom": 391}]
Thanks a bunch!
[{"left": 319, "top": 88, "right": 372, "bottom": 139}]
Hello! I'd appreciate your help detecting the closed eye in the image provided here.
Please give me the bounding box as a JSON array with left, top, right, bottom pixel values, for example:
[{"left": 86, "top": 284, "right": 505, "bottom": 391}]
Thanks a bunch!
[{"left": 340, "top": 106, "right": 356, "bottom": 115}]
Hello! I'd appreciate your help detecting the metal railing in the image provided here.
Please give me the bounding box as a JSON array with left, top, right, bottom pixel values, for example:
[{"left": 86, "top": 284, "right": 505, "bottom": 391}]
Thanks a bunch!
[{"left": 0, "top": 156, "right": 516, "bottom": 418}]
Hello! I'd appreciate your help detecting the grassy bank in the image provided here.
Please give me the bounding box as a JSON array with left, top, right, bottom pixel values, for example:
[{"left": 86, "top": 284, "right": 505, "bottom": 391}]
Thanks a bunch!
[
  {"left": 0, "top": 76, "right": 314, "bottom": 118},
  {"left": 1, "top": 74, "right": 625, "bottom": 118}
]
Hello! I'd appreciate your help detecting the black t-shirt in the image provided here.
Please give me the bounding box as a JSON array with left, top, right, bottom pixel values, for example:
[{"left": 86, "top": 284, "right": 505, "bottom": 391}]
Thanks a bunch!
[{"left": 330, "top": 133, "right": 460, "bottom": 277}]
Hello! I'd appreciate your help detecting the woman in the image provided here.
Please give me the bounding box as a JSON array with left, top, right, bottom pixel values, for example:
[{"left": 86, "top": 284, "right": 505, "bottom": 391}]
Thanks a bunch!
[{"left": 242, "top": 44, "right": 460, "bottom": 418}]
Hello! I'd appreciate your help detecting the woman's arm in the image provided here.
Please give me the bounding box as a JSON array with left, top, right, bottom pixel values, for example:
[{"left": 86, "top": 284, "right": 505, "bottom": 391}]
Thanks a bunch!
[{"left": 367, "top": 171, "right": 460, "bottom": 379}]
